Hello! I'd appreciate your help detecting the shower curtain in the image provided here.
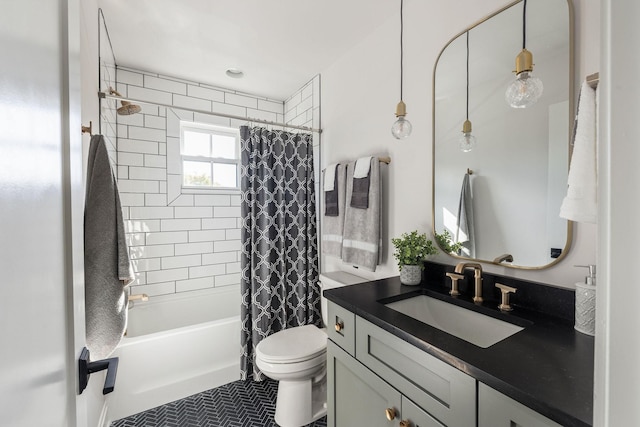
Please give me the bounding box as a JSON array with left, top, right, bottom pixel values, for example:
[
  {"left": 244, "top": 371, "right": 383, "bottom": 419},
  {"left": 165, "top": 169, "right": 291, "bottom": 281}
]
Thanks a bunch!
[{"left": 239, "top": 126, "right": 320, "bottom": 381}]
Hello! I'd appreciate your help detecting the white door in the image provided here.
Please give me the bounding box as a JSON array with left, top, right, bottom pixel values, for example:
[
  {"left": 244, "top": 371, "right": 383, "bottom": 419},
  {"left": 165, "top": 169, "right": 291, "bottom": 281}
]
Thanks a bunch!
[{"left": 0, "top": 0, "right": 87, "bottom": 425}]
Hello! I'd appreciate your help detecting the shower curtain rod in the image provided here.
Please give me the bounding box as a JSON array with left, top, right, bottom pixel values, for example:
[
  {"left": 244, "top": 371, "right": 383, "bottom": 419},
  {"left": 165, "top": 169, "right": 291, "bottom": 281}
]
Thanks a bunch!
[{"left": 98, "top": 91, "right": 322, "bottom": 134}]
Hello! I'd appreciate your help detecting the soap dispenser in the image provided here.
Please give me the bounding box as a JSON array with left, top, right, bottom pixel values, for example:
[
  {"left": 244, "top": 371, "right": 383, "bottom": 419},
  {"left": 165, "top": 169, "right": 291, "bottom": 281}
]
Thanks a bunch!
[{"left": 574, "top": 265, "right": 596, "bottom": 336}]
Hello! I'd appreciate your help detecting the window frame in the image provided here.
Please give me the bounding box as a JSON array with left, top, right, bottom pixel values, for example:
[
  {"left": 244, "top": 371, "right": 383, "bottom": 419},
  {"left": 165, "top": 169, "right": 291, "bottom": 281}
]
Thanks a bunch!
[{"left": 180, "top": 122, "right": 241, "bottom": 192}]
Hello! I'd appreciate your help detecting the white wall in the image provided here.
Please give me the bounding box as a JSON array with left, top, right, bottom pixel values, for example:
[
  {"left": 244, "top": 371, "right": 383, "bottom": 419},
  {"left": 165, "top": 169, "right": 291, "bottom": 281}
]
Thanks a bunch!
[{"left": 321, "top": 0, "right": 599, "bottom": 288}]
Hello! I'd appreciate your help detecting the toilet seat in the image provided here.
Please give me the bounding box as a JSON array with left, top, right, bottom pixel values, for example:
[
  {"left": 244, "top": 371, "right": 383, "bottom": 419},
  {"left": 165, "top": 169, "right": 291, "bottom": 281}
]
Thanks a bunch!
[{"left": 256, "top": 324, "right": 327, "bottom": 364}]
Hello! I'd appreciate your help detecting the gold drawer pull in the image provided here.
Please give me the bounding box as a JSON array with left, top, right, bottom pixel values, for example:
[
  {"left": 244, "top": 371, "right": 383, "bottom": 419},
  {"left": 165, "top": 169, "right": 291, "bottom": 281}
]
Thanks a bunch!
[
  {"left": 399, "top": 420, "right": 411, "bottom": 427},
  {"left": 335, "top": 321, "right": 344, "bottom": 332},
  {"left": 385, "top": 407, "right": 397, "bottom": 421}
]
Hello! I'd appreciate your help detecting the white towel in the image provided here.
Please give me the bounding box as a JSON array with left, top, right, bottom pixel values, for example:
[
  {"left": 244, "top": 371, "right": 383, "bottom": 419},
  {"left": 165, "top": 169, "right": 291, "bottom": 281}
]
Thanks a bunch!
[
  {"left": 324, "top": 163, "right": 338, "bottom": 191},
  {"left": 354, "top": 156, "right": 372, "bottom": 178},
  {"left": 559, "top": 80, "right": 598, "bottom": 223},
  {"left": 342, "top": 159, "right": 382, "bottom": 271},
  {"left": 322, "top": 164, "right": 346, "bottom": 258}
]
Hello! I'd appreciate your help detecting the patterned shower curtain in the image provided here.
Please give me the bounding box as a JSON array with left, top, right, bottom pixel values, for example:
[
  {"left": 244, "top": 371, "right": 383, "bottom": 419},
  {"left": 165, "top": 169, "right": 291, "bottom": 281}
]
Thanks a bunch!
[{"left": 239, "top": 126, "right": 320, "bottom": 381}]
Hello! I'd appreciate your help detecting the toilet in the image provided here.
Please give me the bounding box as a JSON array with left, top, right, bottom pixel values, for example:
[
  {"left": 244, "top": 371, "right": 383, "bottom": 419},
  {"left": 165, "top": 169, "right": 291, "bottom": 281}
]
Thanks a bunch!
[{"left": 255, "top": 271, "right": 367, "bottom": 427}]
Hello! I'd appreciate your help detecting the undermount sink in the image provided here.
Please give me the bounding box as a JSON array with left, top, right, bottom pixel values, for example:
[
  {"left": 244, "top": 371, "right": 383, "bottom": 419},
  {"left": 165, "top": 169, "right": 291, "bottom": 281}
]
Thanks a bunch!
[{"left": 384, "top": 295, "right": 524, "bottom": 348}]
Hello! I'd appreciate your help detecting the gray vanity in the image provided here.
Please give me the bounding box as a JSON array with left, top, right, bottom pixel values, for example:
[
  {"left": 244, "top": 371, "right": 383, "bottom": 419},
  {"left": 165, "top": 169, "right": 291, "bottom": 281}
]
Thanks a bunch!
[{"left": 324, "top": 264, "right": 593, "bottom": 427}]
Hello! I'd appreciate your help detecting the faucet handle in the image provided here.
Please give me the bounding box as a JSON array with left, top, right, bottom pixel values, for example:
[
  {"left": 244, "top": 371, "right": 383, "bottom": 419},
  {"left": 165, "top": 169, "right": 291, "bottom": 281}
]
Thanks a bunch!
[
  {"left": 495, "top": 283, "right": 517, "bottom": 311},
  {"left": 446, "top": 272, "right": 464, "bottom": 296}
]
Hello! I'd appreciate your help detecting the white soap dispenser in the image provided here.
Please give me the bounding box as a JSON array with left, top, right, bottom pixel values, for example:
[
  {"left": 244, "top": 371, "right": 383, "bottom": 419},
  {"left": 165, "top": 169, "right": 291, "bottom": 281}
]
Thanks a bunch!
[{"left": 574, "top": 264, "right": 596, "bottom": 336}]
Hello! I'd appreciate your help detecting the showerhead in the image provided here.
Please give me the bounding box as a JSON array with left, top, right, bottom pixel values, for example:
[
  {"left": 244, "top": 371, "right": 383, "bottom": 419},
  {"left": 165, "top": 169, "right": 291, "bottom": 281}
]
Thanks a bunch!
[
  {"left": 117, "top": 100, "right": 142, "bottom": 115},
  {"left": 108, "top": 87, "right": 142, "bottom": 115}
]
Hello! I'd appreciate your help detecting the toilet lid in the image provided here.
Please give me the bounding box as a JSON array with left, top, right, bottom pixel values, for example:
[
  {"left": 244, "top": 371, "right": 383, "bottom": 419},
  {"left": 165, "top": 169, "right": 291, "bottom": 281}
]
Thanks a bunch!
[{"left": 257, "top": 325, "right": 327, "bottom": 364}]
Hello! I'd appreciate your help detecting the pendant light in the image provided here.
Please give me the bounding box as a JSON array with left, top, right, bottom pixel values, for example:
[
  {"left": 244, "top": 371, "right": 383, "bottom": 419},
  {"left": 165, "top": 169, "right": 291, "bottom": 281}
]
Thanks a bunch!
[
  {"left": 505, "top": 0, "right": 543, "bottom": 108},
  {"left": 391, "top": 0, "right": 412, "bottom": 139},
  {"left": 459, "top": 31, "right": 476, "bottom": 152}
]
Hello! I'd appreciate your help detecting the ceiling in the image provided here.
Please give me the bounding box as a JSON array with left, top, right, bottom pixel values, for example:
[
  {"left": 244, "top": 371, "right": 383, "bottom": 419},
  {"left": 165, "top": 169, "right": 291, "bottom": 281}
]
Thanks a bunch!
[{"left": 98, "top": 0, "right": 397, "bottom": 100}]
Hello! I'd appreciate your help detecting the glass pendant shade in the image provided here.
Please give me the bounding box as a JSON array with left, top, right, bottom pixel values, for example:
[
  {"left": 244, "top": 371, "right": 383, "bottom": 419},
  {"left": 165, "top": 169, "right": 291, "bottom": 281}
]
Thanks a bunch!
[
  {"left": 505, "top": 1, "right": 544, "bottom": 110},
  {"left": 458, "top": 120, "right": 477, "bottom": 152},
  {"left": 392, "top": 100, "right": 412, "bottom": 139},
  {"left": 505, "top": 70, "right": 544, "bottom": 108}
]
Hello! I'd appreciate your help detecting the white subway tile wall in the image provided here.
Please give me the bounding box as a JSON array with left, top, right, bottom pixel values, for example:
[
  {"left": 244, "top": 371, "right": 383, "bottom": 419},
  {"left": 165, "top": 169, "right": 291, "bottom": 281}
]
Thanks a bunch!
[{"left": 108, "top": 67, "right": 319, "bottom": 298}]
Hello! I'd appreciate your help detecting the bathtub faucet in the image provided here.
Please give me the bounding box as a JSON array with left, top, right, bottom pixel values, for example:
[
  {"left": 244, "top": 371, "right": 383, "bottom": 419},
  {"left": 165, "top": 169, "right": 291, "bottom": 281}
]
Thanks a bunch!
[{"left": 78, "top": 347, "right": 119, "bottom": 395}]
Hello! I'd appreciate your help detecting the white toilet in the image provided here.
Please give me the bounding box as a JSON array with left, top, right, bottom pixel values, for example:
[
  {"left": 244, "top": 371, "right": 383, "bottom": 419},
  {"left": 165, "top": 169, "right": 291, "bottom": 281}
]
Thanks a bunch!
[{"left": 255, "top": 271, "right": 367, "bottom": 427}]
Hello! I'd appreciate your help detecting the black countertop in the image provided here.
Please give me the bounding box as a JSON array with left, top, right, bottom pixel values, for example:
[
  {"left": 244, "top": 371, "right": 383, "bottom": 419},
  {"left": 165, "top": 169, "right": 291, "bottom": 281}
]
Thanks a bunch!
[{"left": 324, "top": 275, "right": 594, "bottom": 427}]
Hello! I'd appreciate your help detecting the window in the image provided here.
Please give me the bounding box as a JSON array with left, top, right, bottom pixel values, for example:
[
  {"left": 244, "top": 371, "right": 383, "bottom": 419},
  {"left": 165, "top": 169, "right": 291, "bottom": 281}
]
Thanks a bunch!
[{"left": 180, "top": 123, "right": 240, "bottom": 190}]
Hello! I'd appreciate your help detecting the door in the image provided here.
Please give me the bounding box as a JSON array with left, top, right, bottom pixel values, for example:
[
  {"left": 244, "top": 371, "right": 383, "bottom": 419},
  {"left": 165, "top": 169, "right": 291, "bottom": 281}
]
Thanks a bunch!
[
  {"left": 327, "top": 340, "right": 402, "bottom": 427},
  {"left": 0, "top": 0, "right": 86, "bottom": 425}
]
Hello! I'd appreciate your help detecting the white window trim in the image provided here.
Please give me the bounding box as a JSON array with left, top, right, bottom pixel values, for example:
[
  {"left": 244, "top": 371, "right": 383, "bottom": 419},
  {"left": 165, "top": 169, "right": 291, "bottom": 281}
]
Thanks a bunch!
[{"left": 180, "top": 122, "right": 241, "bottom": 192}]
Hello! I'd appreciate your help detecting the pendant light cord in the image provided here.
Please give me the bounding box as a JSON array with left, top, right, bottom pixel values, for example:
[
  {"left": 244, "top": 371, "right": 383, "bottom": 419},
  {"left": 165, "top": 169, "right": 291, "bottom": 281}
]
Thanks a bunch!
[
  {"left": 466, "top": 31, "right": 469, "bottom": 121},
  {"left": 522, "top": 0, "right": 527, "bottom": 49},
  {"left": 400, "top": 0, "right": 404, "bottom": 101}
]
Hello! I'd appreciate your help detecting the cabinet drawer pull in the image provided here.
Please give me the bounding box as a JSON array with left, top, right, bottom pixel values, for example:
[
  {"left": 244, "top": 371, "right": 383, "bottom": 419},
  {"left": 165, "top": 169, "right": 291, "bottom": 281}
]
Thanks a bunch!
[
  {"left": 385, "top": 407, "right": 397, "bottom": 420},
  {"left": 335, "top": 321, "right": 344, "bottom": 332},
  {"left": 399, "top": 420, "right": 411, "bottom": 427}
]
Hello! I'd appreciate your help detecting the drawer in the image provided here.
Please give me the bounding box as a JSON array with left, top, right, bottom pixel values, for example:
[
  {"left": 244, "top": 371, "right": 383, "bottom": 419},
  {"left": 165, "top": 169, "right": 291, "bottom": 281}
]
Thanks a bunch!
[
  {"left": 356, "top": 316, "right": 476, "bottom": 427},
  {"left": 401, "top": 396, "right": 445, "bottom": 427},
  {"left": 326, "top": 301, "right": 356, "bottom": 356},
  {"left": 478, "top": 383, "right": 563, "bottom": 427}
]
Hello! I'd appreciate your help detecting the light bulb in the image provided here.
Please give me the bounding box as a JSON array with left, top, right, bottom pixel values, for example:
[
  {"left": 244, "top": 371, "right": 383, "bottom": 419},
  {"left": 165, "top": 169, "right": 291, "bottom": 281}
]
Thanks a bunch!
[
  {"left": 458, "top": 120, "right": 476, "bottom": 152},
  {"left": 391, "top": 116, "right": 412, "bottom": 139},
  {"left": 459, "top": 132, "right": 477, "bottom": 152},
  {"left": 505, "top": 71, "right": 544, "bottom": 109}
]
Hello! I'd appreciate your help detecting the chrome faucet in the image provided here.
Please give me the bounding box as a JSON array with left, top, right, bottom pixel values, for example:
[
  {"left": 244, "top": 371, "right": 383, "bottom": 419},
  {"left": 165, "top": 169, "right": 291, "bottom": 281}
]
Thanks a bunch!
[{"left": 454, "top": 262, "right": 484, "bottom": 304}]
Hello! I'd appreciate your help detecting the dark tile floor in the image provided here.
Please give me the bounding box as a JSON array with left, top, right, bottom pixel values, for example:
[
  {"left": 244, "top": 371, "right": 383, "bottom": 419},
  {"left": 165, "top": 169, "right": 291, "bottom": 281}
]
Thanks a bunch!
[{"left": 111, "top": 379, "right": 328, "bottom": 427}]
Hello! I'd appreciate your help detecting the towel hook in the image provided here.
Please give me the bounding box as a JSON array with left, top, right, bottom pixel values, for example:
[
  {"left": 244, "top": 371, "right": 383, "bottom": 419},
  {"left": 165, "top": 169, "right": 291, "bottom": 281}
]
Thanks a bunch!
[
  {"left": 81, "top": 121, "right": 93, "bottom": 136},
  {"left": 467, "top": 168, "right": 473, "bottom": 175}
]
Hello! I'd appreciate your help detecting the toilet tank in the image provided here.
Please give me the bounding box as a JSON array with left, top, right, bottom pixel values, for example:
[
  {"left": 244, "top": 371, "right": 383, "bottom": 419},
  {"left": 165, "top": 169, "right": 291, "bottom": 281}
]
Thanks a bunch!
[{"left": 319, "top": 271, "right": 368, "bottom": 327}]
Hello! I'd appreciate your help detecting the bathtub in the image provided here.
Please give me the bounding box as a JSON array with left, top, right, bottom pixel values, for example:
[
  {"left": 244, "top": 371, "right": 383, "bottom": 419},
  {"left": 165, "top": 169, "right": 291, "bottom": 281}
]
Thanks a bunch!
[{"left": 106, "top": 286, "right": 241, "bottom": 423}]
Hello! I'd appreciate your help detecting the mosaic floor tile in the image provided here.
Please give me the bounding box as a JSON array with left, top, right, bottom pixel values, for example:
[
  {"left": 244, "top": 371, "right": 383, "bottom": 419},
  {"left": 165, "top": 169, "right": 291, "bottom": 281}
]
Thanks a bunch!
[{"left": 111, "top": 379, "right": 328, "bottom": 427}]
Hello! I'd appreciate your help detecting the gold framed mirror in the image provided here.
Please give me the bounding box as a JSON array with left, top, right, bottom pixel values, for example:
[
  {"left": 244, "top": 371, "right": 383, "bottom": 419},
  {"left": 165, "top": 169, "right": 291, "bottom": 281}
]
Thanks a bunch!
[{"left": 432, "top": 0, "right": 574, "bottom": 269}]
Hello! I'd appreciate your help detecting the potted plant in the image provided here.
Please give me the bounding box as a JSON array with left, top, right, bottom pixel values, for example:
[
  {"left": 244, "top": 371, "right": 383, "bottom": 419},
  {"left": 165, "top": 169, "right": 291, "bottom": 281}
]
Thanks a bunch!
[
  {"left": 392, "top": 231, "right": 438, "bottom": 285},
  {"left": 434, "top": 229, "right": 464, "bottom": 255}
]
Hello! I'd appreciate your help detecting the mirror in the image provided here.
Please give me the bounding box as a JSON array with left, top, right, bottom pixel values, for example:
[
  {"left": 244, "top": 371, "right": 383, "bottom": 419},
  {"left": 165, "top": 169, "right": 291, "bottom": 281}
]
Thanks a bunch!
[{"left": 432, "top": 0, "right": 573, "bottom": 269}]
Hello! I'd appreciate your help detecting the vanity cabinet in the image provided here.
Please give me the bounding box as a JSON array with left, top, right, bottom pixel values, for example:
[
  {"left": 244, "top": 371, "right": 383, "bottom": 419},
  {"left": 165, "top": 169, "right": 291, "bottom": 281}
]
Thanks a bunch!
[
  {"left": 478, "top": 383, "right": 563, "bottom": 427},
  {"left": 326, "top": 301, "right": 475, "bottom": 427}
]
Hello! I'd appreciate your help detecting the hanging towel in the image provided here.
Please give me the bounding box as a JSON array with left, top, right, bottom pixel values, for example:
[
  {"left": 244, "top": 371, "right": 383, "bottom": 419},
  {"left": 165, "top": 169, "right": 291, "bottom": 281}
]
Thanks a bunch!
[
  {"left": 342, "top": 159, "right": 382, "bottom": 271},
  {"left": 456, "top": 172, "right": 476, "bottom": 258},
  {"left": 84, "top": 135, "right": 134, "bottom": 360},
  {"left": 560, "top": 80, "right": 598, "bottom": 223},
  {"left": 324, "top": 163, "right": 339, "bottom": 216},
  {"left": 351, "top": 156, "right": 373, "bottom": 209},
  {"left": 322, "top": 164, "right": 346, "bottom": 258}
]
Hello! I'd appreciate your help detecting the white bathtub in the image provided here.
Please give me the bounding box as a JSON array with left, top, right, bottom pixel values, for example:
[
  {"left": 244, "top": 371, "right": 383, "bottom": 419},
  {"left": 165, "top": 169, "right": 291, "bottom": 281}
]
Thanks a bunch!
[{"left": 106, "top": 286, "right": 241, "bottom": 422}]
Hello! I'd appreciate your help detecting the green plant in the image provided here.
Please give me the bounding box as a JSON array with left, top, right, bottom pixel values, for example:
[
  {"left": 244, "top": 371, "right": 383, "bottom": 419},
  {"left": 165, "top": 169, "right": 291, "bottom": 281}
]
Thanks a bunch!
[
  {"left": 434, "top": 229, "right": 463, "bottom": 254},
  {"left": 391, "top": 231, "right": 437, "bottom": 270}
]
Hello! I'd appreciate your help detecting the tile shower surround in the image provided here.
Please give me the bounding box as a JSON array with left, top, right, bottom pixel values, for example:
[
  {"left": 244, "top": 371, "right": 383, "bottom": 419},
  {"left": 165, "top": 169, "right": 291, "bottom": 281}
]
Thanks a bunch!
[{"left": 109, "top": 67, "right": 320, "bottom": 297}]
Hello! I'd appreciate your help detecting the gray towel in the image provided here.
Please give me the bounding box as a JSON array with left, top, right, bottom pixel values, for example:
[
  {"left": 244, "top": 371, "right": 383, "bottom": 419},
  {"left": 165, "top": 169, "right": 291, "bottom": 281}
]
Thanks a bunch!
[
  {"left": 84, "top": 135, "right": 133, "bottom": 360},
  {"left": 324, "top": 166, "right": 339, "bottom": 216},
  {"left": 342, "top": 159, "right": 382, "bottom": 271},
  {"left": 456, "top": 172, "right": 476, "bottom": 258},
  {"left": 350, "top": 157, "right": 372, "bottom": 209},
  {"left": 322, "top": 164, "right": 346, "bottom": 258}
]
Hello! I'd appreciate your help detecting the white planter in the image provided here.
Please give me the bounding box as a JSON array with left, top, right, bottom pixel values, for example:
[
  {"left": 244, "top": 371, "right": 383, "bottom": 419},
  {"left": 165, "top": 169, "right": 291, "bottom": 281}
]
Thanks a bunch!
[{"left": 400, "top": 264, "right": 422, "bottom": 286}]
